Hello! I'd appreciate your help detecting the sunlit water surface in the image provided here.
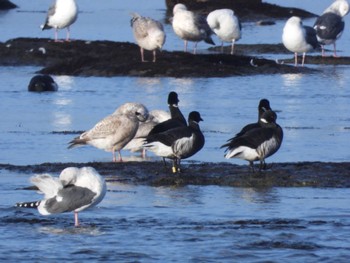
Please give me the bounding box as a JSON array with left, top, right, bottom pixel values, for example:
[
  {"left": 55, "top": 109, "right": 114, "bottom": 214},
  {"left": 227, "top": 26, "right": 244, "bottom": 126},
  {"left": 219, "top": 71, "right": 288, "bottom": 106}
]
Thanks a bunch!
[{"left": 0, "top": 0, "right": 349, "bottom": 262}]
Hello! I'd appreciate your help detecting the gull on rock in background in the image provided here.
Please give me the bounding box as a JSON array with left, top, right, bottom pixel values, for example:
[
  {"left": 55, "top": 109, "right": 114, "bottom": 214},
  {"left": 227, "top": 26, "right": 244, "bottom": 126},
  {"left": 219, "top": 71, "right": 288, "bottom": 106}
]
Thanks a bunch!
[
  {"left": 68, "top": 103, "right": 149, "bottom": 162},
  {"left": 282, "top": 16, "right": 319, "bottom": 67},
  {"left": 171, "top": 3, "right": 215, "bottom": 54},
  {"left": 41, "top": 0, "right": 78, "bottom": 42},
  {"left": 221, "top": 110, "right": 283, "bottom": 172},
  {"left": 207, "top": 9, "right": 242, "bottom": 54},
  {"left": 313, "top": 0, "right": 350, "bottom": 57},
  {"left": 130, "top": 13, "right": 166, "bottom": 62},
  {"left": 16, "top": 167, "right": 107, "bottom": 227}
]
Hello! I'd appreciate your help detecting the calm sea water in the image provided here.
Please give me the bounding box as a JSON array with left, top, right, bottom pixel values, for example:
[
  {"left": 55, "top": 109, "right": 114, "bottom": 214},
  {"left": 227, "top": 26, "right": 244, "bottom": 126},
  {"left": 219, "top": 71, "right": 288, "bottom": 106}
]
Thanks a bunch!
[{"left": 0, "top": 0, "right": 350, "bottom": 262}]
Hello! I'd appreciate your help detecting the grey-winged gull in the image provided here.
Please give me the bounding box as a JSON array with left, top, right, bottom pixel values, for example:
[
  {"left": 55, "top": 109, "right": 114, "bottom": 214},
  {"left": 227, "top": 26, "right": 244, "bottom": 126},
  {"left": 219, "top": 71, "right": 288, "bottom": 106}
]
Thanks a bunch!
[
  {"left": 221, "top": 110, "right": 283, "bottom": 172},
  {"left": 41, "top": 0, "right": 78, "bottom": 42},
  {"left": 130, "top": 13, "right": 166, "bottom": 62},
  {"left": 314, "top": 0, "right": 349, "bottom": 57},
  {"left": 144, "top": 111, "right": 205, "bottom": 173},
  {"left": 282, "top": 16, "right": 318, "bottom": 66},
  {"left": 16, "top": 167, "right": 107, "bottom": 227},
  {"left": 207, "top": 9, "right": 242, "bottom": 54},
  {"left": 68, "top": 102, "right": 149, "bottom": 162},
  {"left": 171, "top": 3, "right": 215, "bottom": 54}
]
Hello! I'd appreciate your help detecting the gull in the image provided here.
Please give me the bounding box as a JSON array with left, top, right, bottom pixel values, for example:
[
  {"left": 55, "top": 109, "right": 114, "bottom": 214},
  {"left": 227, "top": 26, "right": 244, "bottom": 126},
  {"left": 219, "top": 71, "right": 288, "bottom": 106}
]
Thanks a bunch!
[
  {"left": 68, "top": 103, "right": 149, "bottom": 162},
  {"left": 314, "top": 0, "right": 349, "bottom": 57},
  {"left": 207, "top": 9, "right": 242, "bottom": 54},
  {"left": 41, "top": 0, "right": 78, "bottom": 42},
  {"left": 16, "top": 167, "right": 107, "bottom": 227},
  {"left": 282, "top": 16, "right": 318, "bottom": 66},
  {"left": 171, "top": 3, "right": 215, "bottom": 54},
  {"left": 130, "top": 13, "right": 166, "bottom": 62}
]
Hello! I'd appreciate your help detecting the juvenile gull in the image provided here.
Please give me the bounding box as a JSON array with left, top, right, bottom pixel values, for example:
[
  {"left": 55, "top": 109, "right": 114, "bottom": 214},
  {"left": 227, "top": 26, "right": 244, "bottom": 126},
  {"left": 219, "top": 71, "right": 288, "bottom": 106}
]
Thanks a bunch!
[
  {"left": 221, "top": 110, "right": 283, "bottom": 172},
  {"left": 171, "top": 3, "right": 215, "bottom": 54},
  {"left": 68, "top": 103, "right": 148, "bottom": 162},
  {"left": 123, "top": 109, "right": 170, "bottom": 156},
  {"left": 144, "top": 111, "right": 205, "bottom": 173},
  {"left": 130, "top": 13, "right": 166, "bottom": 62},
  {"left": 16, "top": 167, "right": 107, "bottom": 227},
  {"left": 314, "top": 0, "right": 349, "bottom": 57},
  {"left": 207, "top": 9, "right": 242, "bottom": 54},
  {"left": 41, "top": 0, "right": 78, "bottom": 42},
  {"left": 282, "top": 16, "right": 318, "bottom": 66}
]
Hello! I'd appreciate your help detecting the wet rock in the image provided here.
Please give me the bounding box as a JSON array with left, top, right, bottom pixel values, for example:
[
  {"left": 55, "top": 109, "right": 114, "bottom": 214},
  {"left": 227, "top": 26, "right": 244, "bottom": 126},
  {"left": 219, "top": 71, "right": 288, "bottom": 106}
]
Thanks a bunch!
[
  {"left": 0, "top": 0, "right": 17, "bottom": 10},
  {"left": 0, "top": 38, "right": 318, "bottom": 78},
  {"left": 165, "top": 0, "right": 316, "bottom": 22},
  {"left": 1, "top": 161, "right": 350, "bottom": 188},
  {"left": 28, "top": 74, "right": 58, "bottom": 92}
]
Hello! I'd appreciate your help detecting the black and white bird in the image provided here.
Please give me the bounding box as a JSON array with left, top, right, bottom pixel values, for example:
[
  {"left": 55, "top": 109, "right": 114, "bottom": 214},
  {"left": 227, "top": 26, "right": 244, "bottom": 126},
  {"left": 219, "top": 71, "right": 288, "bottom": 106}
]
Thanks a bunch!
[
  {"left": 234, "top": 99, "right": 272, "bottom": 138},
  {"left": 207, "top": 9, "right": 242, "bottom": 54},
  {"left": 68, "top": 103, "right": 149, "bottom": 162},
  {"left": 221, "top": 110, "right": 283, "bottom": 172},
  {"left": 123, "top": 109, "right": 170, "bottom": 156},
  {"left": 144, "top": 111, "right": 205, "bottom": 173},
  {"left": 171, "top": 3, "right": 215, "bottom": 54},
  {"left": 314, "top": 0, "right": 349, "bottom": 57},
  {"left": 130, "top": 13, "right": 166, "bottom": 62},
  {"left": 16, "top": 167, "right": 107, "bottom": 227},
  {"left": 147, "top": 91, "right": 187, "bottom": 137},
  {"left": 28, "top": 75, "right": 58, "bottom": 92},
  {"left": 41, "top": 0, "right": 78, "bottom": 42},
  {"left": 282, "top": 16, "right": 319, "bottom": 66}
]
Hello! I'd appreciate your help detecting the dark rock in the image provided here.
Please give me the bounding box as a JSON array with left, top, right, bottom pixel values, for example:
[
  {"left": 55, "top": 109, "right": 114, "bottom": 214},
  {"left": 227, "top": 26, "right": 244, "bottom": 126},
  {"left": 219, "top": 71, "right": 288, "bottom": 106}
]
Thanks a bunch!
[
  {"left": 165, "top": 0, "right": 316, "bottom": 22},
  {"left": 1, "top": 161, "right": 350, "bottom": 188},
  {"left": 28, "top": 74, "right": 58, "bottom": 92},
  {"left": 0, "top": 0, "right": 17, "bottom": 10}
]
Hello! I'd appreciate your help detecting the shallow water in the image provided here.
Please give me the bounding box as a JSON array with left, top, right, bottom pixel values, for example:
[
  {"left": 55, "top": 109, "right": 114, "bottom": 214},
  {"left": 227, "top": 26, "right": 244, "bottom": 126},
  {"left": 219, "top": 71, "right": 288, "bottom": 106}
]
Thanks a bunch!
[
  {"left": 0, "top": 0, "right": 350, "bottom": 262},
  {"left": 1, "top": 170, "right": 350, "bottom": 262}
]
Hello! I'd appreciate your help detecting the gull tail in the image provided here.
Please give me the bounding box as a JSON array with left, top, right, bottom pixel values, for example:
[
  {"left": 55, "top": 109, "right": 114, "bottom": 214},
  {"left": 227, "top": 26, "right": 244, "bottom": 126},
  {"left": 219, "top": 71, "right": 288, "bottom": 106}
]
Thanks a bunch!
[{"left": 16, "top": 201, "right": 41, "bottom": 209}]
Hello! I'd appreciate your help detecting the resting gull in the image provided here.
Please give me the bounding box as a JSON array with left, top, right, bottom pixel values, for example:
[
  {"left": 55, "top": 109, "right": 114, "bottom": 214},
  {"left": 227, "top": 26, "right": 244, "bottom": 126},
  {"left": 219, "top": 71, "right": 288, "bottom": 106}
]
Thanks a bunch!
[
  {"left": 171, "top": 3, "right": 215, "bottom": 54},
  {"left": 68, "top": 102, "right": 149, "bottom": 162},
  {"left": 16, "top": 167, "right": 107, "bottom": 227},
  {"left": 41, "top": 0, "right": 78, "bottom": 42},
  {"left": 144, "top": 111, "right": 205, "bottom": 173},
  {"left": 314, "top": 0, "right": 349, "bottom": 57},
  {"left": 221, "top": 110, "right": 283, "bottom": 172},
  {"left": 282, "top": 16, "right": 318, "bottom": 66},
  {"left": 207, "top": 9, "right": 242, "bottom": 54},
  {"left": 130, "top": 13, "right": 166, "bottom": 62}
]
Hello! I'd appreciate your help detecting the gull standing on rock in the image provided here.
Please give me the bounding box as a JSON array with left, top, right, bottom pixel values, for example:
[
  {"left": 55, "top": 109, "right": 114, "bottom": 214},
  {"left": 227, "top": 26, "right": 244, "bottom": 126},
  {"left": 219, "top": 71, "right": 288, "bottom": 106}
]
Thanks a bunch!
[
  {"left": 16, "top": 167, "right": 107, "bottom": 227},
  {"left": 68, "top": 103, "right": 149, "bottom": 162},
  {"left": 282, "top": 16, "right": 318, "bottom": 67},
  {"left": 41, "top": 0, "right": 78, "bottom": 42},
  {"left": 207, "top": 9, "right": 242, "bottom": 54},
  {"left": 313, "top": 0, "right": 349, "bottom": 57},
  {"left": 171, "top": 3, "right": 215, "bottom": 54},
  {"left": 130, "top": 13, "right": 166, "bottom": 62}
]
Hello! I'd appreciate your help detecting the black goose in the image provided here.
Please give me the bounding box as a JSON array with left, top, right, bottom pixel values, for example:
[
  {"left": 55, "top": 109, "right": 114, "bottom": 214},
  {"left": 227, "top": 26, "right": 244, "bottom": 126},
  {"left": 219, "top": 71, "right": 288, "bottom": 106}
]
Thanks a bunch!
[
  {"left": 147, "top": 91, "right": 187, "bottom": 136},
  {"left": 221, "top": 110, "right": 283, "bottom": 172},
  {"left": 144, "top": 111, "right": 205, "bottom": 173}
]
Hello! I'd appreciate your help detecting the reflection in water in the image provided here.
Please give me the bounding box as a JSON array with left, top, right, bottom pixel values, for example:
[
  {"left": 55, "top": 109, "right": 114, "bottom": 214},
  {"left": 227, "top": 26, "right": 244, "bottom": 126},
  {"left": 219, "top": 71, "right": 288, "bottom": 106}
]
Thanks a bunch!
[
  {"left": 52, "top": 112, "right": 72, "bottom": 130},
  {"left": 282, "top": 73, "right": 303, "bottom": 88},
  {"left": 237, "top": 188, "right": 279, "bottom": 204},
  {"left": 54, "top": 75, "right": 75, "bottom": 90}
]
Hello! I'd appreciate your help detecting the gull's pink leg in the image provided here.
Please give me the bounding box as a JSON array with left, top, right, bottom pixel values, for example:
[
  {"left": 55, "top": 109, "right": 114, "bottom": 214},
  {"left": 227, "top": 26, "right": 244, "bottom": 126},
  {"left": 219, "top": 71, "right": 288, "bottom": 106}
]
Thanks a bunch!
[
  {"left": 294, "top": 52, "right": 298, "bottom": 67},
  {"left": 74, "top": 211, "right": 79, "bottom": 227},
  {"left": 231, "top": 40, "right": 235, "bottom": 55},
  {"left": 184, "top": 40, "right": 188, "bottom": 52},
  {"left": 140, "top": 47, "right": 145, "bottom": 62},
  {"left": 118, "top": 150, "right": 123, "bottom": 162},
  {"left": 333, "top": 42, "right": 338, "bottom": 57},
  {"left": 66, "top": 27, "right": 71, "bottom": 42},
  {"left": 301, "top": 52, "right": 306, "bottom": 67},
  {"left": 193, "top": 42, "right": 198, "bottom": 54},
  {"left": 152, "top": 50, "right": 156, "bottom": 62}
]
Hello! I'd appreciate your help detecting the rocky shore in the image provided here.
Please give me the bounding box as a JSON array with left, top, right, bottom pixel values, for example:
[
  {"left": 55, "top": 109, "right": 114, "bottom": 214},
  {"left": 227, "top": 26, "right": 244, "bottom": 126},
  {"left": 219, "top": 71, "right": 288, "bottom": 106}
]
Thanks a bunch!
[{"left": 2, "top": 161, "right": 350, "bottom": 188}]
